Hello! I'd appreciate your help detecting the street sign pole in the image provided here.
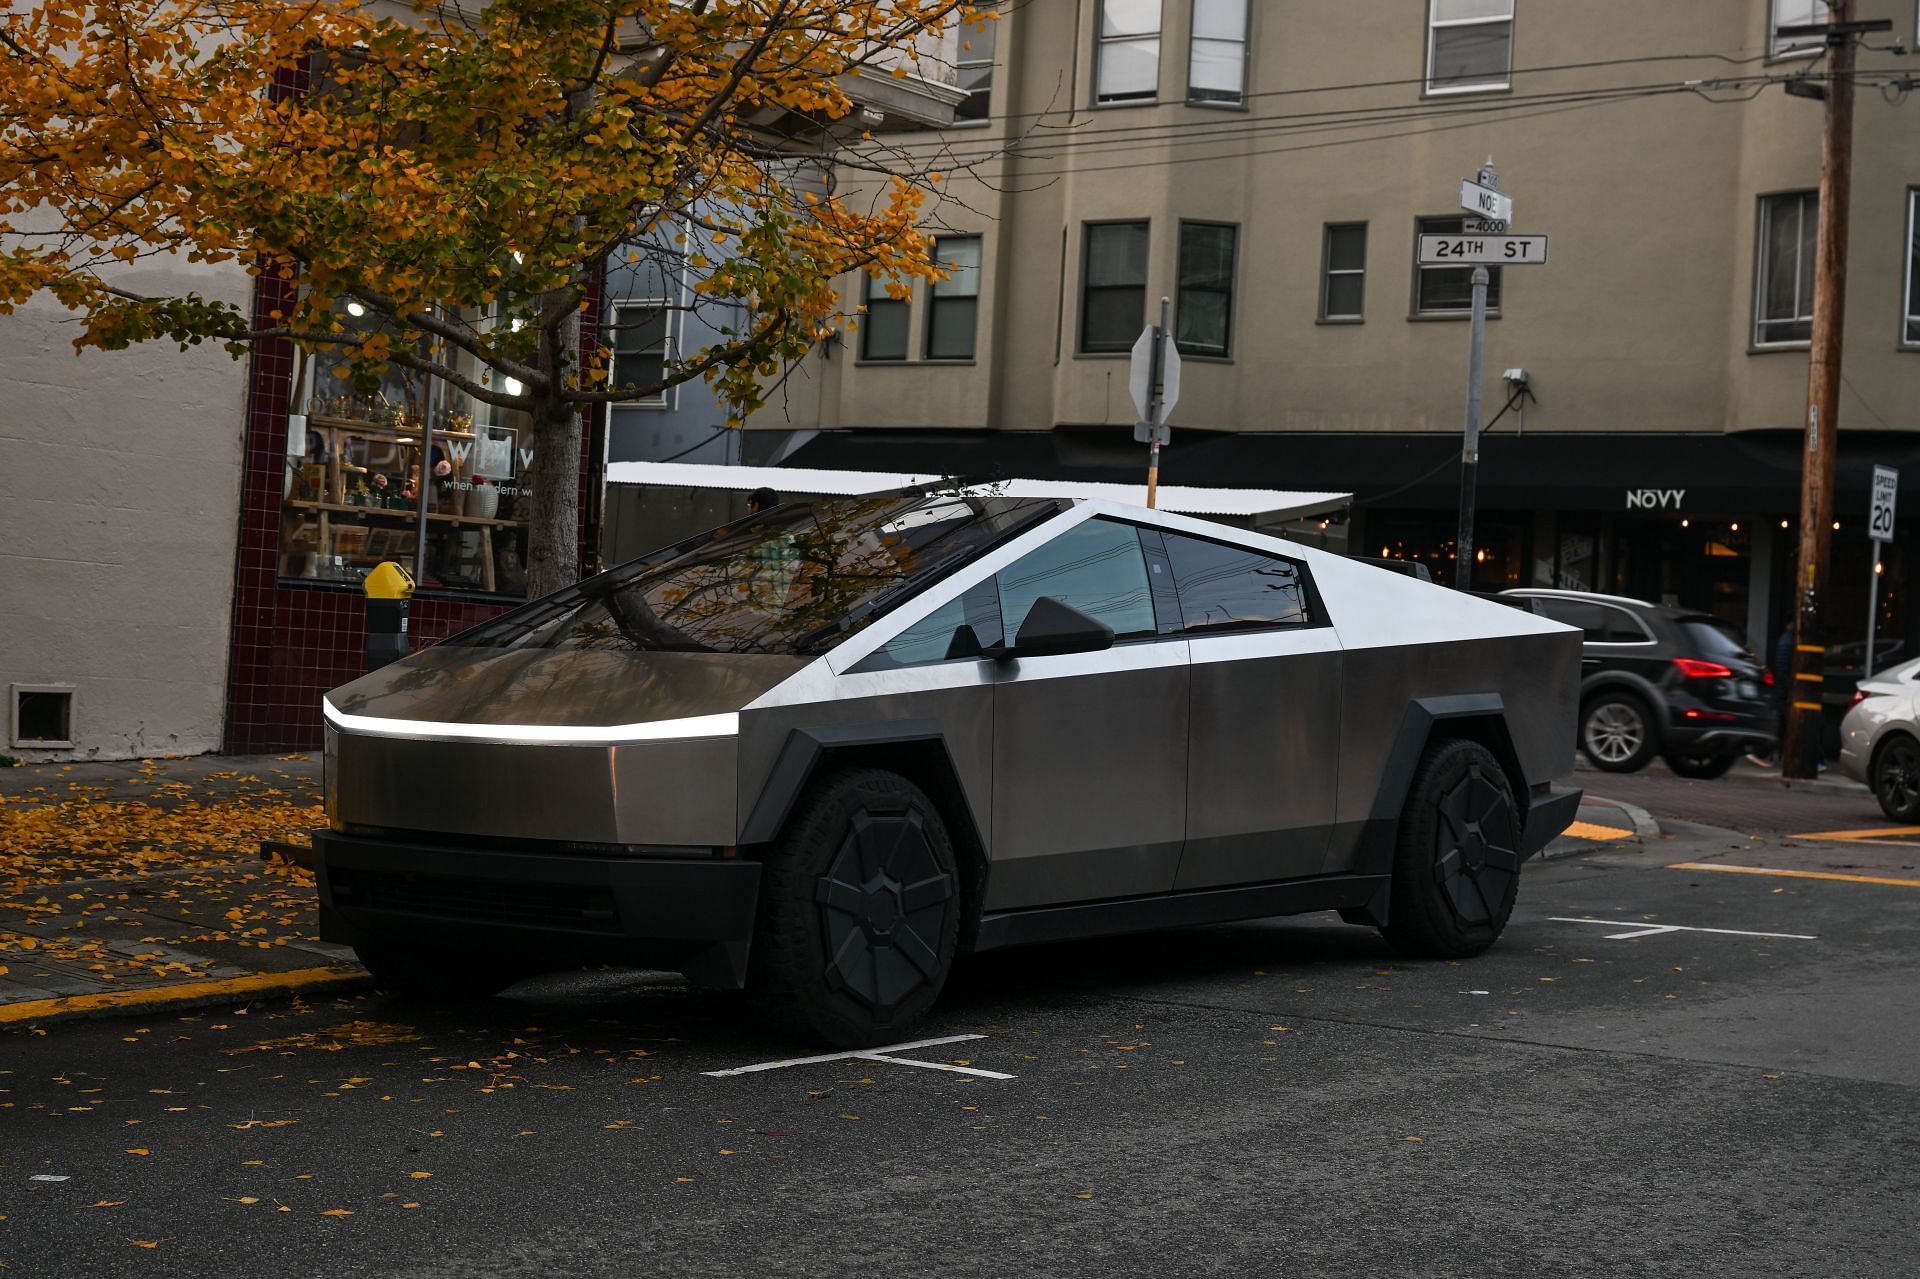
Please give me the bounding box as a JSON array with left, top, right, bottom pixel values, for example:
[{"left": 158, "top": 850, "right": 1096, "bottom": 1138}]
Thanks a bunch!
[
  {"left": 1130, "top": 296, "right": 1179, "bottom": 509},
  {"left": 1865, "top": 464, "right": 1898, "bottom": 680},
  {"left": 1457, "top": 262, "right": 1489, "bottom": 587}
]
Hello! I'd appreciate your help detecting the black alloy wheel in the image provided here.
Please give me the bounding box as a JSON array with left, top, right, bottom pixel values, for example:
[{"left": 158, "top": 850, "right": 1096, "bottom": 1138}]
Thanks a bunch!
[
  {"left": 1663, "top": 749, "right": 1739, "bottom": 780},
  {"left": 1381, "top": 738, "right": 1522, "bottom": 960},
  {"left": 1580, "top": 692, "right": 1659, "bottom": 773},
  {"left": 752, "top": 768, "right": 960, "bottom": 1048},
  {"left": 1874, "top": 736, "right": 1920, "bottom": 823}
]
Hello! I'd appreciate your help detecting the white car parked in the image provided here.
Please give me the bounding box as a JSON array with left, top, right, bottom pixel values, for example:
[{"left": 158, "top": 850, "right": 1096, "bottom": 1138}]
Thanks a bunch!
[{"left": 1838, "top": 656, "right": 1920, "bottom": 821}]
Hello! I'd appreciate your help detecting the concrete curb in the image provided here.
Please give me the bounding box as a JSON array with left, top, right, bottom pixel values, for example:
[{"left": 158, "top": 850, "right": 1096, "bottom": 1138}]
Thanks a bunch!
[
  {"left": 1537, "top": 795, "right": 1661, "bottom": 862},
  {"left": 1591, "top": 795, "right": 1661, "bottom": 839},
  {"left": 0, "top": 965, "right": 371, "bottom": 1032}
]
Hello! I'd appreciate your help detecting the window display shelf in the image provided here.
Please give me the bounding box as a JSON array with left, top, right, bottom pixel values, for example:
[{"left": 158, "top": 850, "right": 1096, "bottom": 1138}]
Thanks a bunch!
[{"left": 286, "top": 497, "right": 516, "bottom": 528}]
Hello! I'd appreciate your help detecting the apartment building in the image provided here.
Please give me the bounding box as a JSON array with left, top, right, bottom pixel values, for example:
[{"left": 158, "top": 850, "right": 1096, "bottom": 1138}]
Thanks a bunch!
[{"left": 700, "top": 0, "right": 1920, "bottom": 661}]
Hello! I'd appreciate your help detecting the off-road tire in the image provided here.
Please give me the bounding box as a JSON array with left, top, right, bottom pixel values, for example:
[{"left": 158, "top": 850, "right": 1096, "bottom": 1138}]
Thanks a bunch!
[
  {"left": 751, "top": 767, "right": 961, "bottom": 1049},
  {"left": 353, "top": 938, "right": 524, "bottom": 1000},
  {"left": 1663, "top": 749, "right": 1739, "bottom": 780},
  {"left": 1873, "top": 735, "right": 1920, "bottom": 823},
  {"left": 1380, "top": 739, "right": 1522, "bottom": 960},
  {"left": 1580, "top": 692, "right": 1659, "bottom": 773}
]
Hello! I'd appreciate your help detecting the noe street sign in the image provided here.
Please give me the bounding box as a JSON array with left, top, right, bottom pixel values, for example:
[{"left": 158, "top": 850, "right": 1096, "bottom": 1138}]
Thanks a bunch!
[
  {"left": 1418, "top": 234, "right": 1549, "bottom": 266},
  {"left": 1460, "top": 178, "right": 1513, "bottom": 223}
]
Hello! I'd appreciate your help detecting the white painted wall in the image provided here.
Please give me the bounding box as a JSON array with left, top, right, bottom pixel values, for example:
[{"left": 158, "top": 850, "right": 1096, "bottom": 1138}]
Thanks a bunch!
[{"left": 0, "top": 255, "right": 250, "bottom": 760}]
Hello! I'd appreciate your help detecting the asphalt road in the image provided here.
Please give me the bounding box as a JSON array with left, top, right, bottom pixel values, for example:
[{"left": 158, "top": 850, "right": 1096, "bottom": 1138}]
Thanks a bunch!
[{"left": 5, "top": 820, "right": 1918, "bottom": 1278}]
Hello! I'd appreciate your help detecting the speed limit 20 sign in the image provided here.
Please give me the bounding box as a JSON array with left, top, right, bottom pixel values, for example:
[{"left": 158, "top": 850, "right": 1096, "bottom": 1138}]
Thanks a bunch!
[{"left": 1871, "top": 465, "right": 1899, "bottom": 544}]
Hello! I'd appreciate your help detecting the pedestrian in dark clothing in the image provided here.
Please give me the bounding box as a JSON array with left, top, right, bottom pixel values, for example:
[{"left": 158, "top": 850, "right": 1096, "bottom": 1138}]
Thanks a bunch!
[
  {"left": 1756, "top": 622, "right": 1795, "bottom": 769},
  {"left": 747, "top": 487, "right": 779, "bottom": 515}
]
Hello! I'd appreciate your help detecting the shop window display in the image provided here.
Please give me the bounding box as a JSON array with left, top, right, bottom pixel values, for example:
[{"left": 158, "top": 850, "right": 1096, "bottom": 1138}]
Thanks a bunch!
[{"left": 277, "top": 317, "right": 532, "bottom": 597}]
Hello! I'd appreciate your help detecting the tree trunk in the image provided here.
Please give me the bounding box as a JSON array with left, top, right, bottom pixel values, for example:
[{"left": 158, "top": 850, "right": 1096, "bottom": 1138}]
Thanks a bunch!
[{"left": 522, "top": 391, "right": 582, "bottom": 599}]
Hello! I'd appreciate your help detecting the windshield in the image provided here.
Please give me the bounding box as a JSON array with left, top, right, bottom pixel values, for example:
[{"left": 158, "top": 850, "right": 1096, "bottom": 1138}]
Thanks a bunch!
[{"left": 452, "top": 490, "right": 1061, "bottom": 656}]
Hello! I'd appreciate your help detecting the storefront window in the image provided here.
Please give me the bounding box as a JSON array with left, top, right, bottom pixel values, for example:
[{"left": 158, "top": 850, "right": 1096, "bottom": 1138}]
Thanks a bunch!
[{"left": 277, "top": 305, "right": 532, "bottom": 597}]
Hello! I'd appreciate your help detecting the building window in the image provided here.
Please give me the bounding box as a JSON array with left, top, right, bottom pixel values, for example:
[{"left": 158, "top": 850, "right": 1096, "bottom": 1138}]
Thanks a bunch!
[
  {"left": 607, "top": 300, "right": 671, "bottom": 404},
  {"left": 1188, "top": 0, "right": 1247, "bottom": 104},
  {"left": 1770, "top": 0, "right": 1825, "bottom": 57},
  {"left": 861, "top": 271, "right": 908, "bottom": 360},
  {"left": 1426, "top": 0, "right": 1514, "bottom": 94},
  {"left": 955, "top": 11, "right": 996, "bottom": 122},
  {"left": 927, "top": 235, "right": 982, "bottom": 360},
  {"left": 1755, "top": 191, "right": 1817, "bottom": 346},
  {"left": 1320, "top": 222, "right": 1367, "bottom": 321},
  {"left": 1415, "top": 216, "right": 1502, "bottom": 315},
  {"left": 1176, "top": 222, "right": 1235, "bottom": 357},
  {"left": 1096, "top": 0, "right": 1161, "bottom": 103},
  {"left": 1081, "top": 221, "right": 1149, "bottom": 354},
  {"left": 1905, "top": 189, "right": 1920, "bottom": 346}
]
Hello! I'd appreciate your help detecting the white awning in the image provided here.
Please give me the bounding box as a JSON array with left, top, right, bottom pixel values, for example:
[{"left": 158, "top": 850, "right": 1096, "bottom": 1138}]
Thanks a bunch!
[{"left": 605, "top": 460, "right": 1349, "bottom": 522}]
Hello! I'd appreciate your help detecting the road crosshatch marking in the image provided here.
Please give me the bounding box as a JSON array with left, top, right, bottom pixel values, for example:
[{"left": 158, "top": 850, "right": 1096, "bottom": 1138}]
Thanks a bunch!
[
  {"left": 1549, "top": 917, "right": 1818, "bottom": 941},
  {"left": 1669, "top": 861, "right": 1920, "bottom": 889},
  {"left": 702, "top": 1033, "right": 1016, "bottom": 1081}
]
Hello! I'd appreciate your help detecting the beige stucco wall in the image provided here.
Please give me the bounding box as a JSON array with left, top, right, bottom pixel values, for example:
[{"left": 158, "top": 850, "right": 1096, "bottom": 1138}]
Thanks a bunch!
[
  {"left": 806, "top": 0, "right": 1920, "bottom": 440},
  {"left": 0, "top": 255, "right": 250, "bottom": 760}
]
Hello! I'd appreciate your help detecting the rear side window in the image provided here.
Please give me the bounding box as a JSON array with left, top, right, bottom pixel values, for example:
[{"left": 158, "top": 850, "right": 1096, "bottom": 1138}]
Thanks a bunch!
[
  {"left": 996, "top": 518, "right": 1157, "bottom": 640},
  {"left": 1680, "top": 619, "right": 1749, "bottom": 661},
  {"left": 1538, "top": 599, "right": 1645, "bottom": 643},
  {"left": 1592, "top": 606, "right": 1651, "bottom": 644},
  {"left": 1161, "top": 532, "right": 1313, "bottom": 633}
]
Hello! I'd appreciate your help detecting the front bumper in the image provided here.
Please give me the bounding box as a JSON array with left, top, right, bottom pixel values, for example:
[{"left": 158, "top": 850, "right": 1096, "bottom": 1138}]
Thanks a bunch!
[
  {"left": 1520, "top": 785, "right": 1584, "bottom": 859},
  {"left": 313, "top": 831, "right": 763, "bottom": 989}
]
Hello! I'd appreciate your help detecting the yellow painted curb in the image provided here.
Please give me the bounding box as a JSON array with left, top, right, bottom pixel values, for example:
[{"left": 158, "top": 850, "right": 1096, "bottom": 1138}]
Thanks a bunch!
[
  {"left": 1669, "top": 861, "right": 1920, "bottom": 889},
  {"left": 0, "top": 964, "right": 369, "bottom": 1028},
  {"left": 1563, "top": 820, "right": 1634, "bottom": 842}
]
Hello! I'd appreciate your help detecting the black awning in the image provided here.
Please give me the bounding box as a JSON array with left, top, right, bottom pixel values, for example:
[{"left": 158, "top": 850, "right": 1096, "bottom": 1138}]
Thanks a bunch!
[{"left": 779, "top": 428, "right": 1920, "bottom": 514}]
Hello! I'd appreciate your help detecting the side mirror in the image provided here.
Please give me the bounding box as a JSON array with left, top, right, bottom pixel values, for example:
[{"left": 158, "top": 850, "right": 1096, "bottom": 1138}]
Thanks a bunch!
[{"left": 994, "top": 596, "right": 1115, "bottom": 662}]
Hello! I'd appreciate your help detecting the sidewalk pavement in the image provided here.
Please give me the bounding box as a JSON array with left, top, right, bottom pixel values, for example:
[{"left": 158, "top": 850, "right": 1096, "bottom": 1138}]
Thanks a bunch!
[{"left": 0, "top": 753, "right": 366, "bottom": 1029}]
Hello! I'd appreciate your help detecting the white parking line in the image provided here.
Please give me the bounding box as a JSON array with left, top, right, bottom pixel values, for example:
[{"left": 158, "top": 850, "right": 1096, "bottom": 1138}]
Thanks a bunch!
[
  {"left": 702, "top": 1032, "right": 1016, "bottom": 1080},
  {"left": 1549, "top": 917, "right": 1818, "bottom": 941}
]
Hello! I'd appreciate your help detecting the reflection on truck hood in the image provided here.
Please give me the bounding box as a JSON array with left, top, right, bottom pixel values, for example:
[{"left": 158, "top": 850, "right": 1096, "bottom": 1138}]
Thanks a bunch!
[{"left": 325, "top": 645, "right": 809, "bottom": 729}]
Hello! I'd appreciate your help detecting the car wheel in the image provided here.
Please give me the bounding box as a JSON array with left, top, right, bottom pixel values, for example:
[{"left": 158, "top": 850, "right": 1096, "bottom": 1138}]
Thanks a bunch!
[
  {"left": 1581, "top": 693, "right": 1658, "bottom": 772},
  {"left": 1663, "top": 749, "right": 1738, "bottom": 780},
  {"left": 752, "top": 768, "right": 961, "bottom": 1049},
  {"left": 352, "top": 939, "right": 524, "bottom": 1000},
  {"left": 1380, "top": 739, "right": 1522, "bottom": 960},
  {"left": 1872, "top": 736, "right": 1920, "bottom": 823}
]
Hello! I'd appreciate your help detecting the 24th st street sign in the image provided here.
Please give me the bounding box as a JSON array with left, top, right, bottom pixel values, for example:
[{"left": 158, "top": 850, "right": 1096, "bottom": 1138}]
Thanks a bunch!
[{"left": 1418, "top": 234, "right": 1549, "bottom": 265}]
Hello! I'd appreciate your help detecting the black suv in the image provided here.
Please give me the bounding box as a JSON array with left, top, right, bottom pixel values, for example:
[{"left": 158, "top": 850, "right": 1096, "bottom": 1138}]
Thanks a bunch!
[{"left": 1501, "top": 589, "right": 1777, "bottom": 777}]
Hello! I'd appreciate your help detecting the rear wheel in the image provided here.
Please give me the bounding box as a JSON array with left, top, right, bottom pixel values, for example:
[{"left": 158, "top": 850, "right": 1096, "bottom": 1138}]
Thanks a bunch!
[
  {"left": 751, "top": 768, "right": 961, "bottom": 1049},
  {"left": 353, "top": 939, "right": 524, "bottom": 1001},
  {"left": 1381, "top": 739, "right": 1522, "bottom": 960},
  {"left": 1873, "top": 736, "right": 1920, "bottom": 823},
  {"left": 1663, "top": 749, "right": 1738, "bottom": 780},
  {"left": 1581, "top": 692, "right": 1658, "bottom": 773}
]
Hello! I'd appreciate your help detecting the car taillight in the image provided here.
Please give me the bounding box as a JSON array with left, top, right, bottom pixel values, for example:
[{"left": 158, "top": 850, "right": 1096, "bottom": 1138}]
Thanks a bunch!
[
  {"left": 1851, "top": 689, "right": 1876, "bottom": 709},
  {"left": 1763, "top": 669, "right": 1775, "bottom": 687},
  {"left": 1673, "top": 657, "right": 1734, "bottom": 680}
]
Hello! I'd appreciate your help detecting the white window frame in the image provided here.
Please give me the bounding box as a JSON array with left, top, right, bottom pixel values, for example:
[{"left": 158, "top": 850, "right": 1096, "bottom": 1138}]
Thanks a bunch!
[
  {"left": 926, "top": 234, "right": 983, "bottom": 360},
  {"left": 1425, "top": 0, "right": 1515, "bottom": 95},
  {"left": 1187, "top": 0, "right": 1248, "bottom": 106},
  {"left": 1753, "top": 190, "right": 1817, "bottom": 349},
  {"left": 1769, "top": 0, "right": 1826, "bottom": 58},
  {"left": 953, "top": 8, "right": 996, "bottom": 124},
  {"left": 606, "top": 297, "right": 676, "bottom": 409},
  {"left": 1094, "top": 0, "right": 1162, "bottom": 105},
  {"left": 1319, "top": 222, "right": 1367, "bottom": 322},
  {"left": 1904, "top": 188, "right": 1920, "bottom": 348}
]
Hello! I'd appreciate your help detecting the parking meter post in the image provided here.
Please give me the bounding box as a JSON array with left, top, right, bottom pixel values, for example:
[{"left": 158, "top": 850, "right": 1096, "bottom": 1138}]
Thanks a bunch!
[
  {"left": 363, "top": 560, "right": 416, "bottom": 672},
  {"left": 1456, "top": 264, "right": 1489, "bottom": 589}
]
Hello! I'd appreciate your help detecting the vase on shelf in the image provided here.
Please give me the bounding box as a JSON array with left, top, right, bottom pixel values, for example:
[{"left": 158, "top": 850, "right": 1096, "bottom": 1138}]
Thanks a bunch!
[{"left": 468, "top": 477, "right": 499, "bottom": 520}]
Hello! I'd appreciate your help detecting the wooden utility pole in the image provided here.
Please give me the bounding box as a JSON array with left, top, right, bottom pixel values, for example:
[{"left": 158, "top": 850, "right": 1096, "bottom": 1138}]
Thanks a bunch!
[{"left": 1784, "top": 0, "right": 1859, "bottom": 780}]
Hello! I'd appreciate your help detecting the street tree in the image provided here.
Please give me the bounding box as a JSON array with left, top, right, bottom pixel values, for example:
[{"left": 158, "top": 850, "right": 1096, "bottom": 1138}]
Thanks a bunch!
[{"left": 0, "top": 0, "right": 985, "bottom": 595}]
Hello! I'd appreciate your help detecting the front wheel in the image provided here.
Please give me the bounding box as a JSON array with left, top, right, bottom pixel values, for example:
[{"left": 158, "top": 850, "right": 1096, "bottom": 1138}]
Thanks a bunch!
[
  {"left": 1873, "top": 737, "right": 1920, "bottom": 823},
  {"left": 1380, "top": 739, "right": 1522, "bottom": 960},
  {"left": 751, "top": 768, "right": 961, "bottom": 1049},
  {"left": 1581, "top": 693, "right": 1658, "bottom": 773},
  {"left": 1663, "top": 749, "right": 1738, "bottom": 780}
]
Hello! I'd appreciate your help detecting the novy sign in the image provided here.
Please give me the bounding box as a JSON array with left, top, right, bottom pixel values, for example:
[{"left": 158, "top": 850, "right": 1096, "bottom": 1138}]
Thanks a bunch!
[{"left": 1625, "top": 489, "right": 1685, "bottom": 510}]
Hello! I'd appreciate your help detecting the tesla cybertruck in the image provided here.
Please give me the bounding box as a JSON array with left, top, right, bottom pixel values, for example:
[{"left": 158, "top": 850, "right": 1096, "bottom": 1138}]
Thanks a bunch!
[{"left": 317, "top": 488, "right": 1582, "bottom": 1046}]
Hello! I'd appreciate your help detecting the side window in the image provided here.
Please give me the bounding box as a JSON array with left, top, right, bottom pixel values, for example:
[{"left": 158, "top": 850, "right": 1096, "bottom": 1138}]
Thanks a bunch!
[
  {"left": 996, "top": 518, "right": 1156, "bottom": 641},
  {"left": 1595, "top": 606, "right": 1650, "bottom": 644},
  {"left": 860, "top": 581, "right": 1003, "bottom": 670},
  {"left": 1538, "top": 599, "right": 1605, "bottom": 637},
  {"left": 1162, "top": 532, "right": 1312, "bottom": 633}
]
